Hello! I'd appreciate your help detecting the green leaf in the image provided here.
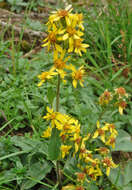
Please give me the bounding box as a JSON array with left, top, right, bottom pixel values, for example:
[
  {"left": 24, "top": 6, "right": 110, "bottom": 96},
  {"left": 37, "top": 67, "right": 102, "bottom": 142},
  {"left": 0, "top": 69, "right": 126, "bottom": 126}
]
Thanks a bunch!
[
  {"left": 86, "top": 182, "right": 99, "bottom": 190},
  {"left": 47, "top": 87, "right": 55, "bottom": 106},
  {"left": 11, "top": 136, "right": 48, "bottom": 155},
  {"left": 115, "top": 130, "right": 132, "bottom": 152},
  {"left": 123, "top": 183, "right": 132, "bottom": 190},
  {"left": 48, "top": 128, "right": 61, "bottom": 160},
  {"left": 109, "top": 167, "right": 124, "bottom": 187},
  {"left": 21, "top": 160, "right": 52, "bottom": 189},
  {"left": 124, "top": 160, "right": 132, "bottom": 185}
]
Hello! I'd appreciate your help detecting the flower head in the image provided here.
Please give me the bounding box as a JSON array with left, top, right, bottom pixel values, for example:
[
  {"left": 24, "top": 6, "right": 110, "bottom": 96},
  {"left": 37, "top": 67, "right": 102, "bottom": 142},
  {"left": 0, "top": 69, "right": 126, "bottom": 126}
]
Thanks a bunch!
[
  {"left": 99, "top": 90, "right": 112, "bottom": 105},
  {"left": 74, "top": 38, "right": 89, "bottom": 56},
  {"left": 61, "top": 145, "right": 72, "bottom": 158},
  {"left": 118, "top": 100, "right": 127, "bottom": 115},
  {"left": 105, "top": 134, "right": 116, "bottom": 149},
  {"left": 96, "top": 147, "right": 109, "bottom": 155},
  {"left": 102, "top": 157, "right": 117, "bottom": 176},
  {"left": 115, "top": 87, "right": 128, "bottom": 99},
  {"left": 53, "top": 50, "right": 70, "bottom": 70},
  {"left": 42, "top": 126, "right": 52, "bottom": 138},
  {"left": 48, "top": 5, "right": 73, "bottom": 23},
  {"left": 42, "top": 24, "right": 64, "bottom": 51},
  {"left": 43, "top": 107, "right": 60, "bottom": 127},
  {"left": 93, "top": 121, "right": 106, "bottom": 143},
  {"left": 37, "top": 67, "right": 57, "bottom": 86},
  {"left": 70, "top": 65, "right": 85, "bottom": 88}
]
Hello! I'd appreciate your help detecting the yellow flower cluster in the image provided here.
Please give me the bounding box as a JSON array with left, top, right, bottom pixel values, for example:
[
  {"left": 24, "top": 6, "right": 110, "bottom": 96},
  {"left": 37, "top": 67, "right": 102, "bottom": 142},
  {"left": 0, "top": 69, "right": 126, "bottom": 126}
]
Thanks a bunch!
[
  {"left": 38, "top": 5, "right": 89, "bottom": 88},
  {"left": 43, "top": 5, "right": 89, "bottom": 55},
  {"left": 99, "top": 87, "right": 128, "bottom": 115},
  {"left": 76, "top": 121, "right": 118, "bottom": 181},
  {"left": 42, "top": 107, "right": 118, "bottom": 180}
]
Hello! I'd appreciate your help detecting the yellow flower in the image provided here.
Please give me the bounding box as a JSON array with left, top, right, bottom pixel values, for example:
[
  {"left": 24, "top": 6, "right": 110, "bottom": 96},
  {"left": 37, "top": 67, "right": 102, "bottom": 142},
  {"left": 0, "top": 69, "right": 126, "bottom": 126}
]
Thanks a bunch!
[
  {"left": 103, "top": 123, "right": 118, "bottom": 136},
  {"left": 43, "top": 107, "right": 59, "bottom": 127},
  {"left": 85, "top": 159, "right": 102, "bottom": 180},
  {"left": 61, "top": 145, "right": 71, "bottom": 158},
  {"left": 92, "top": 121, "right": 106, "bottom": 143},
  {"left": 37, "top": 67, "right": 57, "bottom": 86},
  {"left": 102, "top": 157, "right": 117, "bottom": 176},
  {"left": 105, "top": 134, "right": 116, "bottom": 149},
  {"left": 79, "top": 135, "right": 92, "bottom": 160},
  {"left": 74, "top": 13, "right": 84, "bottom": 31},
  {"left": 118, "top": 100, "right": 127, "bottom": 115},
  {"left": 53, "top": 50, "right": 70, "bottom": 70},
  {"left": 42, "top": 126, "right": 52, "bottom": 138},
  {"left": 69, "top": 65, "right": 85, "bottom": 88},
  {"left": 42, "top": 24, "right": 64, "bottom": 51},
  {"left": 115, "top": 87, "right": 128, "bottom": 99},
  {"left": 76, "top": 172, "right": 86, "bottom": 182},
  {"left": 48, "top": 5, "right": 73, "bottom": 23},
  {"left": 71, "top": 133, "right": 82, "bottom": 155},
  {"left": 62, "top": 184, "right": 76, "bottom": 190},
  {"left": 74, "top": 38, "right": 89, "bottom": 56},
  {"left": 99, "top": 90, "right": 112, "bottom": 105},
  {"left": 58, "top": 115, "right": 77, "bottom": 135},
  {"left": 96, "top": 147, "right": 109, "bottom": 155},
  {"left": 59, "top": 15, "right": 84, "bottom": 53}
]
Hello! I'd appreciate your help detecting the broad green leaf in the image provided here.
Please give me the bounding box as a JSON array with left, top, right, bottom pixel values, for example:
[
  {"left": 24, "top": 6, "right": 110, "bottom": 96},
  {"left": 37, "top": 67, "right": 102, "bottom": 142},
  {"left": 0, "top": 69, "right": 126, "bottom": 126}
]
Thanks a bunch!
[
  {"left": 86, "top": 183, "right": 99, "bottom": 190},
  {"left": 109, "top": 167, "right": 124, "bottom": 188},
  {"left": 48, "top": 128, "right": 61, "bottom": 160},
  {"left": 124, "top": 160, "right": 132, "bottom": 185},
  {"left": 123, "top": 183, "right": 132, "bottom": 190},
  {"left": 11, "top": 136, "right": 48, "bottom": 155},
  {"left": 47, "top": 87, "right": 55, "bottom": 106},
  {"left": 115, "top": 130, "right": 132, "bottom": 152},
  {"left": 0, "top": 169, "right": 16, "bottom": 185},
  {"left": 21, "top": 160, "right": 52, "bottom": 189}
]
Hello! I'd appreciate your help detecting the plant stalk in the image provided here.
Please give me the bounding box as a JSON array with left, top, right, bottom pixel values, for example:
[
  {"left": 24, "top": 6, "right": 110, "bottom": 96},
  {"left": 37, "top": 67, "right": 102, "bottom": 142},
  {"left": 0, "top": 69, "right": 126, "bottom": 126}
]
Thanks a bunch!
[
  {"left": 56, "top": 74, "right": 62, "bottom": 189},
  {"left": 56, "top": 74, "right": 60, "bottom": 112}
]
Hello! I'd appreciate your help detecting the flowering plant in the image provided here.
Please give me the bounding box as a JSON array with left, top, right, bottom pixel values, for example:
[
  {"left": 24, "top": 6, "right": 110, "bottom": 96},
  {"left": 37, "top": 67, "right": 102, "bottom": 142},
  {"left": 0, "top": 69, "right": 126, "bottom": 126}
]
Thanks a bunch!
[{"left": 38, "top": 5, "right": 128, "bottom": 190}]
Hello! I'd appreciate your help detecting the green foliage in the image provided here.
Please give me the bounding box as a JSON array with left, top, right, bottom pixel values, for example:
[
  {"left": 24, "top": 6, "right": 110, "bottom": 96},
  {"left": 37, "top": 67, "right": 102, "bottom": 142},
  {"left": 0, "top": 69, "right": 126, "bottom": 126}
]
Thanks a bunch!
[
  {"left": 7, "top": 0, "right": 27, "bottom": 12},
  {"left": 0, "top": 0, "right": 132, "bottom": 189},
  {"left": 48, "top": 128, "right": 61, "bottom": 161},
  {"left": 109, "top": 160, "right": 132, "bottom": 190}
]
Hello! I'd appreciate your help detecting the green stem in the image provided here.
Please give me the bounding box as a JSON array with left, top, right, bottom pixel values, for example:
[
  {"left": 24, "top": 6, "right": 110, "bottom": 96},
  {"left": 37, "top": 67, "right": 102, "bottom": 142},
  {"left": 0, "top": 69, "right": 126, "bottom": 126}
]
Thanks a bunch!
[
  {"left": 11, "top": 27, "right": 16, "bottom": 75},
  {"left": 56, "top": 74, "right": 62, "bottom": 189},
  {"left": 56, "top": 74, "right": 60, "bottom": 112}
]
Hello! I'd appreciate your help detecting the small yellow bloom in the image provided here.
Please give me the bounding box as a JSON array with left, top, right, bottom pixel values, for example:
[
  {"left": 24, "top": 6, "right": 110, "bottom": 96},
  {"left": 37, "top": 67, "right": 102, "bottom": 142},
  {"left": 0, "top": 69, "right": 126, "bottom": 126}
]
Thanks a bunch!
[
  {"left": 74, "top": 38, "right": 89, "bottom": 56},
  {"left": 58, "top": 15, "right": 84, "bottom": 53},
  {"left": 99, "top": 90, "right": 112, "bottom": 105},
  {"left": 61, "top": 145, "right": 72, "bottom": 158},
  {"left": 93, "top": 121, "right": 106, "bottom": 143},
  {"left": 85, "top": 159, "right": 102, "bottom": 180},
  {"left": 103, "top": 123, "right": 118, "bottom": 136},
  {"left": 37, "top": 67, "right": 57, "bottom": 86},
  {"left": 62, "top": 184, "right": 76, "bottom": 190},
  {"left": 118, "top": 100, "right": 127, "bottom": 115},
  {"left": 96, "top": 147, "right": 109, "bottom": 155},
  {"left": 42, "top": 24, "right": 64, "bottom": 51},
  {"left": 53, "top": 50, "right": 70, "bottom": 70},
  {"left": 71, "top": 133, "right": 82, "bottom": 155},
  {"left": 115, "top": 87, "right": 128, "bottom": 99},
  {"left": 43, "top": 107, "right": 60, "bottom": 128},
  {"left": 74, "top": 13, "right": 84, "bottom": 31},
  {"left": 42, "top": 127, "right": 52, "bottom": 138},
  {"left": 69, "top": 65, "right": 85, "bottom": 88},
  {"left": 102, "top": 157, "right": 117, "bottom": 176},
  {"left": 105, "top": 134, "right": 116, "bottom": 149},
  {"left": 48, "top": 5, "right": 73, "bottom": 23}
]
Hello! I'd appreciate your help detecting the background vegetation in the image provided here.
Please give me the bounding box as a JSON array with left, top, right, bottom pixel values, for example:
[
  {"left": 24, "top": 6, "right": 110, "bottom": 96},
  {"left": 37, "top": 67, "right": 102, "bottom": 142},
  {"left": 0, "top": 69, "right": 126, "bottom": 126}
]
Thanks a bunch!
[{"left": 0, "top": 0, "right": 132, "bottom": 189}]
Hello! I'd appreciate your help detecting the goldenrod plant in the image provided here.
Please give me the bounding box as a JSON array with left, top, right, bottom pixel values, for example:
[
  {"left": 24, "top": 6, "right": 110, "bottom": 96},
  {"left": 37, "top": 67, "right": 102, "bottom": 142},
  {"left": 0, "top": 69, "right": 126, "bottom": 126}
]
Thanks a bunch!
[{"left": 38, "top": 5, "right": 128, "bottom": 190}]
